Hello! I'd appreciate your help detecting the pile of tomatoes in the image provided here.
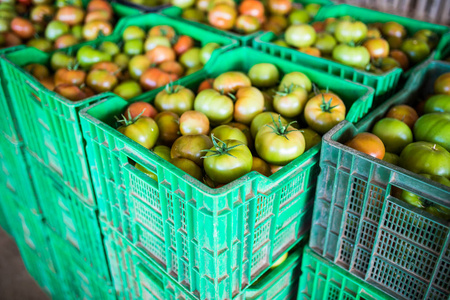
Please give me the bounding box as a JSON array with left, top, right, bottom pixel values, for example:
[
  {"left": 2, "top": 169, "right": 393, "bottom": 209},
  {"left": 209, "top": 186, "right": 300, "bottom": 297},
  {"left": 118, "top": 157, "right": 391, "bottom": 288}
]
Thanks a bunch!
[
  {"left": 275, "top": 17, "right": 440, "bottom": 73},
  {"left": 172, "top": 0, "right": 322, "bottom": 35},
  {"left": 0, "top": 0, "right": 116, "bottom": 51},
  {"left": 116, "top": 63, "right": 348, "bottom": 186},
  {"left": 25, "top": 24, "right": 220, "bottom": 101},
  {"left": 124, "top": 0, "right": 169, "bottom": 8},
  {"left": 346, "top": 72, "right": 450, "bottom": 219}
]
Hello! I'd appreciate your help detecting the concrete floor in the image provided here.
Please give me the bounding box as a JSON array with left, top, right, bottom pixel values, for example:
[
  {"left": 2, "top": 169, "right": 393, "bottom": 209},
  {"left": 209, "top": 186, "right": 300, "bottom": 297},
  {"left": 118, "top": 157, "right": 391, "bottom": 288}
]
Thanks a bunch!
[{"left": 0, "top": 229, "right": 49, "bottom": 300}]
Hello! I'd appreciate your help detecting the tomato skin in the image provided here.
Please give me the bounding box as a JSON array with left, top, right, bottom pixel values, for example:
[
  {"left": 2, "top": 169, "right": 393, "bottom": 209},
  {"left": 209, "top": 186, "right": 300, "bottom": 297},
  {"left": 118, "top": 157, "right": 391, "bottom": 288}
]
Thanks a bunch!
[
  {"left": 278, "top": 72, "right": 311, "bottom": 92},
  {"left": 399, "top": 142, "right": 450, "bottom": 177},
  {"left": 171, "top": 158, "right": 203, "bottom": 181},
  {"left": 140, "top": 68, "right": 177, "bottom": 91},
  {"left": 414, "top": 29, "right": 439, "bottom": 50},
  {"left": 314, "top": 32, "right": 336, "bottom": 55},
  {"left": 400, "top": 38, "right": 430, "bottom": 64},
  {"left": 299, "top": 128, "right": 321, "bottom": 150},
  {"left": 155, "top": 85, "right": 195, "bottom": 116},
  {"left": 227, "top": 122, "right": 252, "bottom": 149},
  {"left": 158, "top": 61, "right": 185, "bottom": 78},
  {"left": 54, "top": 68, "right": 86, "bottom": 86},
  {"left": 55, "top": 6, "right": 85, "bottom": 26},
  {"left": 386, "top": 104, "right": 418, "bottom": 129},
  {"left": 213, "top": 71, "right": 251, "bottom": 94},
  {"left": 179, "top": 47, "right": 202, "bottom": 68},
  {"left": 179, "top": 111, "right": 210, "bottom": 135},
  {"left": 424, "top": 95, "right": 450, "bottom": 114},
  {"left": 332, "top": 44, "right": 370, "bottom": 69},
  {"left": 171, "top": 134, "right": 213, "bottom": 166},
  {"left": 123, "top": 26, "right": 145, "bottom": 41},
  {"left": 82, "top": 20, "right": 113, "bottom": 41},
  {"left": 414, "top": 113, "right": 450, "bottom": 151},
  {"left": 200, "top": 43, "right": 220, "bottom": 65},
  {"left": 268, "top": 0, "right": 291, "bottom": 15},
  {"left": 335, "top": 21, "right": 367, "bottom": 44},
  {"left": 197, "top": 78, "right": 215, "bottom": 93},
  {"left": 203, "top": 139, "right": 252, "bottom": 184},
  {"left": 174, "top": 35, "right": 194, "bottom": 56},
  {"left": 128, "top": 55, "right": 151, "bottom": 80},
  {"left": 251, "top": 157, "right": 271, "bottom": 177},
  {"left": 363, "top": 38, "right": 389, "bottom": 59},
  {"left": 194, "top": 89, "right": 234, "bottom": 125},
  {"left": 382, "top": 21, "right": 406, "bottom": 39},
  {"left": 146, "top": 45, "right": 176, "bottom": 64},
  {"left": 211, "top": 125, "right": 247, "bottom": 145},
  {"left": 208, "top": 4, "right": 237, "bottom": 30},
  {"left": 248, "top": 63, "right": 279, "bottom": 88},
  {"left": 372, "top": 118, "right": 413, "bottom": 154},
  {"left": 125, "top": 102, "right": 157, "bottom": 119},
  {"left": 149, "top": 25, "right": 176, "bottom": 40},
  {"left": 250, "top": 112, "right": 287, "bottom": 138},
  {"left": 255, "top": 122, "right": 305, "bottom": 166},
  {"left": 238, "top": 0, "right": 265, "bottom": 23},
  {"left": 54, "top": 84, "right": 90, "bottom": 101},
  {"left": 304, "top": 93, "right": 346, "bottom": 135},
  {"left": 118, "top": 117, "right": 160, "bottom": 149},
  {"left": 25, "top": 64, "right": 50, "bottom": 81},
  {"left": 273, "top": 86, "right": 308, "bottom": 118},
  {"left": 383, "top": 152, "right": 400, "bottom": 165},
  {"left": 144, "top": 36, "right": 171, "bottom": 52},
  {"left": 285, "top": 24, "right": 316, "bottom": 48},
  {"left": 434, "top": 73, "right": 450, "bottom": 95},
  {"left": 54, "top": 34, "right": 79, "bottom": 49},
  {"left": 234, "top": 87, "right": 264, "bottom": 125},
  {"left": 11, "top": 17, "right": 35, "bottom": 39},
  {"left": 346, "top": 132, "right": 385, "bottom": 160},
  {"left": 235, "top": 15, "right": 260, "bottom": 34},
  {"left": 155, "top": 111, "right": 180, "bottom": 145},
  {"left": 76, "top": 45, "right": 112, "bottom": 70},
  {"left": 390, "top": 50, "right": 410, "bottom": 71},
  {"left": 86, "top": 69, "right": 118, "bottom": 93}
]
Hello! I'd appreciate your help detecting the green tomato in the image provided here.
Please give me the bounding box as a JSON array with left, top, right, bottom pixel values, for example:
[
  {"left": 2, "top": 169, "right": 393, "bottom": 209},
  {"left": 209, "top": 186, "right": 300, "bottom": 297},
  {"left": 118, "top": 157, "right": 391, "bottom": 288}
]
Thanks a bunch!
[
  {"left": 135, "top": 145, "right": 171, "bottom": 181},
  {"left": 273, "top": 39, "right": 289, "bottom": 47},
  {"left": 400, "top": 38, "right": 430, "bottom": 64},
  {"left": 211, "top": 125, "right": 248, "bottom": 145},
  {"left": 118, "top": 117, "right": 159, "bottom": 149},
  {"left": 144, "top": 36, "right": 171, "bottom": 52},
  {"left": 182, "top": 8, "right": 205, "bottom": 22},
  {"left": 250, "top": 112, "right": 287, "bottom": 138},
  {"left": 334, "top": 20, "right": 368, "bottom": 44},
  {"left": 203, "top": 138, "right": 252, "bottom": 184},
  {"left": 305, "top": 3, "right": 321, "bottom": 18},
  {"left": 122, "top": 26, "right": 145, "bottom": 41},
  {"left": 285, "top": 24, "right": 317, "bottom": 48},
  {"left": 273, "top": 85, "right": 308, "bottom": 118},
  {"left": 278, "top": 72, "right": 312, "bottom": 92},
  {"left": 171, "top": 0, "right": 195, "bottom": 9},
  {"left": 399, "top": 141, "right": 450, "bottom": 177},
  {"left": 124, "top": 39, "right": 144, "bottom": 56},
  {"left": 50, "top": 52, "right": 76, "bottom": 71},
  {"left": 383, "top": 152, "right": 400, "bottom": 165},
  {"left": 180, "top": 47, "right": 202, "bottom": 68},
  {"left": 314, "top": 32, "right": 337, "bottom": 55},
  {"left": 114, "top": 53, "right": 130, "bottom": 70},
  {"left": 248, "top": 63, "right": 279, "bottom": 88},
  {"left": 194, "top": 89, "right": 234, "bottom": 125},
  {"left": 186, "top": 65, "right": 202, "bottom": 75},
  {"left": 154, "top": 85, "right": 195, "bottom": 116},
  {"left": 299, "top": 128, "right": 321, "bottom": 151},
  {"left": 113, "top": 81, "right": 143, "bottom": 100},
  {"left": 424, "top": 94, "right": 450, "bottom": 114},
  {"left": 45, "top": 20, "right": 69, "bottom": 41},
  {"left": 372, "top": 118, "right": 413, "bottom": 154},
  {"left": 199, "top": 43, "right": 220, "bottom": 65},
  {"left": 413, "top": 29, "right": 439, "bottom": 50},
  {"left": 332, "top": 44, "right": 370, "bottom": 69},
  {"left": 71, "top": 25, "right": 83, "bottom": 40},
  {"left": 76, "top": 45, "right": 112, "bottom": 69},
  {"left": 171, "top": 134, "right": 212, "bottom": 167},
  {"left": 289, "top": 9, "right": 310, "bottom": 25},
  {"left": 99, "top": 41, "right": 120, "bottom": 56},
  {"left": 414, "top": 113, "right": 450, "bottom": 151},
  {"left": 27, "top": 38, "right": 52, "bottom": 52},
  {"left": 171, "top": 158, "right": 203, "bottom": 181}
]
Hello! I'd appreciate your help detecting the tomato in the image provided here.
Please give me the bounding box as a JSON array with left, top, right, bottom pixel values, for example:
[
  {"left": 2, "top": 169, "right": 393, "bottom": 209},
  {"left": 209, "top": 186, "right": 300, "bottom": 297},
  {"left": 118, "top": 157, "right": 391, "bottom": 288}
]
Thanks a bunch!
[
  {"left": 197, "top": 78, "right": 214, "bottom": 93},
  {"left": 413, "top": 29, "right": 439, "bottom": 50},
  {"left": 179, "top": 111, "right": 210, "bottom": 135},
  {"left": 171, "top": 158, "right": 203, "bottom": 181},
  {"left": 203, "top": 137, "right": 252, "bottom": 184},
  {"left": 268, "top": 0, "right": 291, "bottom": 15},
  {"left": 123, "top": 25, "right": 145, "bottom": 41},
  {"left": 27, "top": 38, "right": 52, "bottom": 51},
  {"left": 76, "top": 45, "right": 112, "bottom": 69},
  {"left": 55, "top": 6, "right": 84, "bottom": 26},
  {"left": 399, "top": 142, "right": 450, "bottom": 177},
  {"left": 86, "top": 69, "right": 118, "bottom": 93},
  {"left": 91, "top": 61, "right": 121, "bottom": 76},
  {"left": 386, "top": 104, "right": 418, "bottom": 129},
  {"left": 251, "top": 157, "right": 271, "bottom": 177},
  {"left": 149, "top": 25, "right": 176, "bottom": 40},
  {"left": 194, "top": 89, "right": 234, "bottom": 125},
  {"left": 128, "top": 55, "right": 151, "bottom": 80},
  {"left": 346, "top": 132, "right": 385, "bottom": 160},
  {"left": 171, "top": 134, "right": 212, "bottom": 166},
  {"left": 154, "top": 85, "right": 195, "bottom": 116},
  {"left": 199, "top": 43, "right": 220, "bottom": 65},
  {"left": 255, "top": 116, "right": 305, "bottom": 165},
  {"left": 182, "top": 8, "right": 205, "bottom": 22},
  {"left": 238, "top": 0, "right": 265, "bottom": 23},
  {"left": 125, "top": 102, "right": 157, "bottom": 120},
  {"left": 299, "top": 128, "right": 321, "bottom": 150},
  {"left": 155, "top": 111, "right": 180, "bottom": 145},
  {"left": 304, "top": 93, "right": 346, "bottom": 134},
  {"left": 381, "top": 22, "right": 407, "bottom": 39},
  {"left": 140, "top": 68, "right": 177, "bottom": 91},
  {"left": 146, "top": 45, "right": 176, "bottom": 64},
  {"left": 314, "top": 32, "right": 336, "bottom": 55},
  {"left": 400, "top": 38, "right": 430, "bottom": 64},
  {"left": 335, "top": 21, "right": 367, "bottom": 44},
  {"left": 54, "top": 34, "right": 79, "bottom": 49},
  {"left": 54, "top": 84, "right": 91, "bottom": 101},
  {"left": 234, "top": 86, "right": 264, "bottom": 124},
  {"left": 414, "top": 113, "right": 450, "bottom": 151},
  {"left": 172, "top": 0, "right": 195, "bottom": 9},
  {"left": 30, "top": 4, "right": 54, "bottom": 23},
  {"left": 124, "top": 39, "right": 144, "bottom": 56},
  {"left": 278, "top": 72, "right": 311, "bottom": 92},
  {"left": 40, "top": 77, "right": 55, "bottom": 91},
  {"left": 250, "top": 112, "right": 287, "bottom": 138},
  {"left": 299, "top": 47, "right": 321, "bottom": 57},
  {"left": 270, "top": 164, "right": 283, "bottom": 174},
  {"left": 85, "top": 10, "right": 110, "bottom": 23},
  {"left": 71, "top": 25, "right": 83, "bottom": 40},
  {"left": 158, "top": 61, "right": 185, "bottom": 78},
  {"left": 285, "top": 24, "right": 316, "bottom": 48},
  {"left": 50, "top": 52, "right": 76, "bottom": 71},
  {"left": 208, "top": 4, "right": 237, "bottom": 30},
  {"left": 211, "top": 124, "right": 247, "bottom": 145},
  {"left": 197, "top": 0, "right": 210, "bottom": 11},
  {"left": 289, "top": 9, "right": 310, "bottom": 25},
  {"left": 87, "top": 0, "right": 113, "bottom": 16},
  {"left": 117, "top": 115, "right": 159, "bottom": 149},
  {"left": 25, "top": 64, "right": 50, "bottom": 81},
  {"left": 113, "top": 81, "right": 142, "bottom": 100},
  {"left": 180, "top": 47, "right": 201, "bottom": 68},
  {"left": 383, "top": 152, "right": 399, "bottom": 165},
  {"left": 434, "top": 73, "right": 450, "bottom": 95},
  {"left": 54, "top": 68, "right": 85, "bottom": 86},
  {"left": 311, "top": 21, "right": 325, "bottom": 33},
  {"left": 144, "top": 36, "right": 171, "bottom": 52},
  {"left": 367, "top": 28, "right": 381, "bottom": 39},
  {"left": 386, "top": 36, "right": 403, "bottom": 50},
  {"left": 390, "top": 50, "right": 409, "bottom": 71},
  {"left": 83, "top": 20, "right": 113, "bottom": 41},
  {"left": 248, "top": 63, "right": 279, "bottom": 88},
  {"left": 173, "top": 35, "right": 194, "bottom": 56},
  {"left": 372, "top": 118, "right": 413, "bottom": 154},
  {"left": 363, "top": 38, "right": 389, "bottom": 59},
  {"left": 273, "top": 85, "right": 307, "bottom": 118},
  {"left": 305, "top": 3, "right": 320, "bottom": 17},
  {"left": 213, "top": 71, "right": 251, "bottom": 94},
  {"left": 186, "top": 65, "right": 203, "bottom": 75},
  {"left": 332, "top": 44, "right": 370, "bottom": 69},
  {"left": 424, "top": 95, "right": 450, "bottom": 113},
  {"left": 10, "top": 17, "right": 35, "bottom": 40},
  {"left": 235, "top": 15, "right": 260, "bottom": 34}
]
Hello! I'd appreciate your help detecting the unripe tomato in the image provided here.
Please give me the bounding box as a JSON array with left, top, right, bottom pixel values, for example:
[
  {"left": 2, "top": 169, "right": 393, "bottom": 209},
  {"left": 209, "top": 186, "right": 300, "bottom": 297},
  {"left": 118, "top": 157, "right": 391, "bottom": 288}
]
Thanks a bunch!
[
  {"left": 372, "top": 118, "right": 413, "bottom": 154},
  {"left": 346, "top": 133, "right": 385, "bottom": 160},
  {"left": 123, "top": 25, "right": 145, "bottom": 41},
  {"left": 114, "top": 81, "right": 143, "bottom": 100},
  {"left": 140, "top": 68, "right": 177, "bottom": 91},
  {"left": 155, "top": 111, "right": 181, "bottom": 145},
  {"left": 179, "top": 110, "right": 210, "bottom": 136},
  {"left": 434, "top": 73, "right": 450, "bottom": 95},
  {"left": 118, "top": 116, "right": 159, "bottom": 149},
  {"left": 335, "top": 20, "right": 367, "bottom": 44},
  {"left": 208, "top": 4, "right": 237, "bottom": 30},
  {"left": 304, "top": 93, "right": 346, "bottom": 134},
  {"left": 171, "top": 134, "right": 212, "bottom": 166},
  {"left": 248, "top": 63, "right": 279, "bottom": 88},
  {"left": 128, "top": 55, "right": 151, "bottom": 80},
  {"left": 154, "top": 85, "right": 195, "bottom": 116},
  {"left": 194, "top": 89, "right": 234, "bottom": 125},
  {"left": 213, "top": 71, "right": 251, "bottom": 94},
  {"left": 234, "top": 86, "right": 264, "bottom": 124},
  {"left": 83, "top": 20, "right": 113, "bottom": 41},
  {"left": 86, "top": 69, "right": 118, "bottom": 93},
  {"left": 285, "top": 24, "right": 316, "bottom": 48},
  {"left": 45, "top": 20, "right": 69, "bottom": 41},
  {"left": 400, "top": 38, "right": 430, "bottom": 64},
  {"left": 382, "top": 21, "right": 407, "bottom": 39},
  {"left": 386, "top": 104, "right": 418, "bottom": 129}
]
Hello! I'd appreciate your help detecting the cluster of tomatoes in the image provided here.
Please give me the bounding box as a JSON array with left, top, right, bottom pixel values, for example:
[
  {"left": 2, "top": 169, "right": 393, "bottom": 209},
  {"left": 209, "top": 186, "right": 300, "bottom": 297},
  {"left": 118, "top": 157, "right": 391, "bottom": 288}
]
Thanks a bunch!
[
  {"left": 0, "top": 0, "right": 116, "bottom": 51},
  {"left": 346, "top": 72, "right": 450, "bottom": 219},
  {"left": 116, "top": 63, "right": 348, "bottom": 186},
  {"left": 275, "top": 17, "right": 440, "bottom": 73},
  {"left": 25, "top": 24, "right": 220, "bottom": 101},
  {"left": 172, "top": 0, "right": 322, "bottom": 35},
  {"left": 126, "top": 0, "right": 169, "bottom": 8}
]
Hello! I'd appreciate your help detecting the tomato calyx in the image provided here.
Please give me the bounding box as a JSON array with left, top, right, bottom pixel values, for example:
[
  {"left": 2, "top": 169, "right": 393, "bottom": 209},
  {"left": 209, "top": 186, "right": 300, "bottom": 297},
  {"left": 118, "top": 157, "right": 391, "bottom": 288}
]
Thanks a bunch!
[
  {"left": 201, "top": 134, "right": 243, "bottom": 159},
  {"left": 276, "top": 83, "right": 297, "bottom": 96},
  {"left": 319, "top": 94, "right": 339, "bottom": 113},
  {"left": 116, "top": 109, "right": 146, "bottom": 126},
  {"left": 164, "top": 83, "right": 182, "bottom": 94},
  {"left": 265, "top": 114, "right": 298, "bottom": 140}
]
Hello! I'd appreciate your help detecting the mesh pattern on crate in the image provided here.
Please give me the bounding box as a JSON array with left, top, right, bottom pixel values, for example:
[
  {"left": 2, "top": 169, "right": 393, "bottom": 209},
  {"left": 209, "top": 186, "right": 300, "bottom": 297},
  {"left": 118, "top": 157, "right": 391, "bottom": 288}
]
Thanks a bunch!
[
  {"left": 267, "top": 271, "right": 290, "bottom": 299},
  {"left": 359, "top": 220, "right": 377, "bottom": 251},
  {"left": 279, "top": 172, "right": 305, "bottom": 207},
  {"left": 434, "top": 259, "right": 450, "bottom": 292},
  {"left": 343, "top": 213, "right": 359, "bottom": 243},
  {"left": 327, "top": 284, "right": 341, "bottom": 299},
  {"left": 170, "top": 250, "right": 178, "bottom": 277},
  {"left": 338, "top": 239, "right": 354, "bottom": 269},
  {"left": 255, "top": 194, "right": 274, "bottom": 225},
  {"left": 130, "top": 173, "right": 160, "bottom": 212},
  {"left": 349, "top": 178, "right": 366, "bottom": 215},
  {"left": 354, "top": 246, "right": 371, "bottom": 275},
  {"left": 251, "top": 245, "right": 268, "bottom": 273},
  {"left": 253, "top": 220, "right": 271, "bottom": 250},
  {"left": 134, "top": 199, "right": 164, "bottom": 239},
  {"left": 273, "top": 219, "right": 296, "bottom": 254},
  {"left": 384, "top": 201, "right": 448, "bottom": 252},
  {"left": 370, "top": 257, "right": 426, "bottom": 299},
  {"left": 139, "top": 228, "right": 166, "bottom": 265}
]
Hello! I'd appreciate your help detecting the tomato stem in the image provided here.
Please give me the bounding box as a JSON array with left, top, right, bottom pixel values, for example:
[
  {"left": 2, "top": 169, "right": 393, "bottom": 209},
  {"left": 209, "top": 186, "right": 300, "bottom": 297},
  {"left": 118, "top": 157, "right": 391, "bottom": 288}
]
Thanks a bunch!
[
  {"left": 115, "top": 109, "right": 146, "bottom": 127},
  {"left": 320, "top": 94, "right": 339, "bottom": 113},
  {"left": 265, "top": 114, "right": 298, "bottom": 140},
  {"left": 201, "top": 134, "right": 242, "bottom": 159}
]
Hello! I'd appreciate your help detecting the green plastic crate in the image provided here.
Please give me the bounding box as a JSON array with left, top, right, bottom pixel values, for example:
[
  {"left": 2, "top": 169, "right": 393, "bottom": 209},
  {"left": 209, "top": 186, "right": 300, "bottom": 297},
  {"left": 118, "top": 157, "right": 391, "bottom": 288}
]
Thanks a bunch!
[
  {"left": 26, "top": 152, "right": 112, "bottom": 283},
  {"left": 310, "top": 60, "right": 450, "bottom": 300},
  {"left": 80, "top": 46, "right": 373, "bottom": 300},
  {"left": 103, "top": 224, "right": 304, "bottom": 300},
  {"left": 0, "top": 136, "right": 40, "bottom": 214},
  {"left": 434, "top": 33, "right": 450, "bottom": 61},
  {"left": 253, "top": 4, "right": 450, "bottom": 100},
  {"left": 48, "top": 229, "right": 116, "bottom": 300},
  {"left": 162, "top": 0, "right": 333, "bottom": 46},
  {"left": 298, "top": 246, "right": 393, "bottom": 300},
  {"left": 0, "top": 182, "right": 18, "bottom": 236},
  {"left": 112, "top": 0, "right": 170, "bottom": 13},
  {"left": 0, "top": 14, "right": 236, "bottom": 207}
]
